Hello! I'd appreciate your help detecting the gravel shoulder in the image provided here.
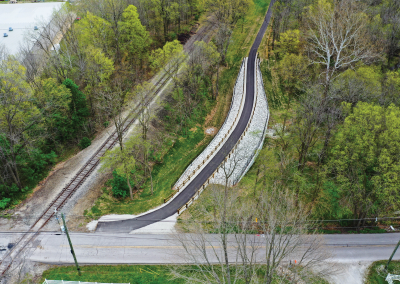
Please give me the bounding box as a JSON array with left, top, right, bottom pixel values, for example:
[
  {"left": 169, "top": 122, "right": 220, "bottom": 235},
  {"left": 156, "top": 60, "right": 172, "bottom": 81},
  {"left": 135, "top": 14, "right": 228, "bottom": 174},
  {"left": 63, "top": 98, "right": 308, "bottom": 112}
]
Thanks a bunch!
[{"left": 0, "top": 16, "right": 217, "bottom": 233}]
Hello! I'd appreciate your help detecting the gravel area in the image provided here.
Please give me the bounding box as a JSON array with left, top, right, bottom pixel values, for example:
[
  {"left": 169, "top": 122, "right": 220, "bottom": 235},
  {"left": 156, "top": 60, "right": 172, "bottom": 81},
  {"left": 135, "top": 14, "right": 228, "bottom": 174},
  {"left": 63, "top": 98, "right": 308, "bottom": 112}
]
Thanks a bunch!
[
  {"left": 209, "top": 57, "right": 269, "bottom": 185},
  {"left": 0, "top": 123, "right": 115, "bottom": 232},
  {"left": 172, "top": 58, "right": 248, "bottom": 191}
]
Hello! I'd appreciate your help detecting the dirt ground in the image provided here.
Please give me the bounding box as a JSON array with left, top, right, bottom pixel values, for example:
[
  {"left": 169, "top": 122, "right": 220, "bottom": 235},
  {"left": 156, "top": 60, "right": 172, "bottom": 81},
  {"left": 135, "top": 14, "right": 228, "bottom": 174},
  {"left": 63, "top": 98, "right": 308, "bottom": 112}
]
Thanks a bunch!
[{"left": 0, "top": 16, "right": 217, "bottom": 235}]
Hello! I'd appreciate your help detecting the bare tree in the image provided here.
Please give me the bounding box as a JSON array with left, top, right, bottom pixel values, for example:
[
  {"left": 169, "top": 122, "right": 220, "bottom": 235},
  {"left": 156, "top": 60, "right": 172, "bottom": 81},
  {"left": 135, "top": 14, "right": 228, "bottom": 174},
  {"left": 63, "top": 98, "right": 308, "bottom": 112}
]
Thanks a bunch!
[
  {"left": 257, "top": 187, "right": 331, "bottom": 284},
  {"left": 172, "top": 182, "right": 331, "bottom": 283},
  {"left": 98, "top": 82, "right": 127, "bottom": 150},
  {"left": 304, "top": 0, "right": 378, "bottom": 96},
  {"left": 134, "top": 82, "right": 155, "bottom": 194}
]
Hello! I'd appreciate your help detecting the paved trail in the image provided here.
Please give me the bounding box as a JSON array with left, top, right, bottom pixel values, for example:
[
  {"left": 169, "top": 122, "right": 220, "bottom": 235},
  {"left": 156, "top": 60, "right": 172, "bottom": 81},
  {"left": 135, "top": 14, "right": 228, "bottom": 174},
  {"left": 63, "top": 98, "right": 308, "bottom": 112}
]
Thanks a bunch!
[{"left": 96, "top": 0, "right": 277, "bottom": 234}]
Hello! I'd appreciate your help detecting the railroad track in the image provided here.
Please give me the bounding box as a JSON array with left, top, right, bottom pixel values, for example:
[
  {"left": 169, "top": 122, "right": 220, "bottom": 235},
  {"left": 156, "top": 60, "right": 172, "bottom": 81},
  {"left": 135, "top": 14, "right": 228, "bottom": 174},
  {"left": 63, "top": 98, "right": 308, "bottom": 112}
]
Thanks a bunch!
[{"left": 0, "top": 20, "right": 217, "bottom": 278}]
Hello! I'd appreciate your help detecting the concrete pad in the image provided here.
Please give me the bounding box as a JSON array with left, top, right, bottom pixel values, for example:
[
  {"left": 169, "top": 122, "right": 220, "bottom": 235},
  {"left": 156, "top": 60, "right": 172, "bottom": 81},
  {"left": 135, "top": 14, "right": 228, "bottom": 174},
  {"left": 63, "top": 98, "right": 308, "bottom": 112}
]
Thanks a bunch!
[{"left": 129, "top": 214, "right": 177, "bottom": 234}]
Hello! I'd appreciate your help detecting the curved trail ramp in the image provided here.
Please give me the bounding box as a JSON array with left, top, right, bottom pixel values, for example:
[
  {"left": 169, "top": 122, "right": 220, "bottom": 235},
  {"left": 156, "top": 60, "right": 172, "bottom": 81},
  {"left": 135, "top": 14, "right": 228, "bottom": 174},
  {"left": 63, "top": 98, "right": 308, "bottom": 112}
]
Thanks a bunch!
[{"left": 96, "top": 0, "right": 276, "bottom": 233}]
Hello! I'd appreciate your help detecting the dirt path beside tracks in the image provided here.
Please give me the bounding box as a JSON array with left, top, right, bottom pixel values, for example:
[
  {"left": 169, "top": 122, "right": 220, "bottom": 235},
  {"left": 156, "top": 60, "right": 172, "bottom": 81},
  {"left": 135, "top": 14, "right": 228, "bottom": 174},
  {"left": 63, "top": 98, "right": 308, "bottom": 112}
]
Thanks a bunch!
[{"left": 0, "top": 16, "right": 216, "bottom": 233}]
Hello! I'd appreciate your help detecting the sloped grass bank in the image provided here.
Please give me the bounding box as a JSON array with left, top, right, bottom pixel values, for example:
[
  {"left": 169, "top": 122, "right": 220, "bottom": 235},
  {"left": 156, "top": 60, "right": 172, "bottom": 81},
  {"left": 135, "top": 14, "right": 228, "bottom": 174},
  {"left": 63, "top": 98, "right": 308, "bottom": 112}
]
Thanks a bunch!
[
  {"left": 85, "top": 0, "right": 271, "bottom": 219},
  {"left": 87, "top": 127, "right": 212, "bottom": 216},
  {"left": 366, "top": 260, "right": 400, "bottom": 284}
]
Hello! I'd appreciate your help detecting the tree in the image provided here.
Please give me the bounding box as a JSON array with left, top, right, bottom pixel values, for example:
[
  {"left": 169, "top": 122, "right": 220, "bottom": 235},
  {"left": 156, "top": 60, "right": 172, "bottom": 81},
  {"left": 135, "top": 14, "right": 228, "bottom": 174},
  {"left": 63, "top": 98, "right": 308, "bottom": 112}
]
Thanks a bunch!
[
  {"left": 33, "top": 78, "right": 72, "bottom": 145},
  {"left": 380, "top": 70, "right": 400, "bottom": 107},
  {"left": 330, "top": 65, "right": 382, "bottom": 108},
  {"left": 191, "top": 41, "right": 220, "bottom": 98},
  {"left": 172, "top": 184, "right": 330, "bottom": 283},
  {"left": 293, "top": 87, "right": 325, "bottom": 171},
  {"left": 101, "top": 135, "right": 138, "bottom": 200},
  {"left": 76, "top": 11, "right": 113, "bottom": 57},
  {"left": 98, "top": 83, "right": 127, "bottom": 150},
  {"left": 329, "top": 102, "right": 400, "bottom": 229},
  {"left": 205, "top": 0, "right": 251, "bottom": 65},
  {"left": 84, "top": 45, "right": 115, "bottom": 123},
  {"left": 257, "top": 187, "right": 330, "bottom": 284},
  {"left": 120, "top": 5, "right": 151, "bottom": 71},
  {"left": 151, "top": 40, "right": 186, "bottom": 80},
  {"left": 62, "top": 79, "right": 89, "bottom": 139},
  {"left": 0, "top": 58, "right": 41, "bottom": 190},
  {"left": 85, "top": 45, "right": 114, "bottom": 87},
  {"left": 277, "top": 53, "right": 309, "bottom": 107},
  {"left": 276, "top": 29, "right": 301, "bottom": 56},
  {"left": 373, "top": 0, "right": 400, "bottom": 64},
  {"left": 304, "top": 0, "right": 377, "bottom": 96},
  {"left": 133, "top": 82, "right": 155, "bottom": 193}
]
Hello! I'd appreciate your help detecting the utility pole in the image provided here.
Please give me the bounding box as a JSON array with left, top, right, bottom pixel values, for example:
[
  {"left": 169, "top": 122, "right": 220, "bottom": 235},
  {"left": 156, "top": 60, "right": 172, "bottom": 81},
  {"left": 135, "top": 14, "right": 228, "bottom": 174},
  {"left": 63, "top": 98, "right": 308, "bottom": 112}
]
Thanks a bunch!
[
  {"left": 386, "top": 238, "right": 400, "bottom": 270},
  {"left": 61, "top": 213, "right": 81, "bottom": 276}
]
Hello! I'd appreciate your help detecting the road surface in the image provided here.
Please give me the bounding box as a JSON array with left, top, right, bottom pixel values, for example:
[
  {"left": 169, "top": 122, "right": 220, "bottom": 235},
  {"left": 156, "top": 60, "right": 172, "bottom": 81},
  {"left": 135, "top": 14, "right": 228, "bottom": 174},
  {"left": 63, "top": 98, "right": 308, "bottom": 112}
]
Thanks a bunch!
[{"left": 0, "top": 232, "right": 398, "bottom": 264}]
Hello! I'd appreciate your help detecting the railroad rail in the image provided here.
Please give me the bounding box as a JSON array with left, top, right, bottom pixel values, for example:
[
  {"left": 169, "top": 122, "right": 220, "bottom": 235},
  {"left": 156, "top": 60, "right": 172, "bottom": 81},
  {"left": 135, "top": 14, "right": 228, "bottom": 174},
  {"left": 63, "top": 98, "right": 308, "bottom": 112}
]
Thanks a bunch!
[{"left": 0, "top": 21, "right": 216, "bottom": 278}]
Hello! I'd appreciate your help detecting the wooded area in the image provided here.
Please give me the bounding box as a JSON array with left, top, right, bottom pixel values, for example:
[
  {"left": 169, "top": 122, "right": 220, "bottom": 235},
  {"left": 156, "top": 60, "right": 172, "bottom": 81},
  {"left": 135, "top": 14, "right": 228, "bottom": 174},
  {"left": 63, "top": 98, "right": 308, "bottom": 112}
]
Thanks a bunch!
[
  {"left": 0, "top": 0, "right": 253, "bottom": 209},
  {"left": 254, "top": 0, "right": 400, "bottom": 230}
]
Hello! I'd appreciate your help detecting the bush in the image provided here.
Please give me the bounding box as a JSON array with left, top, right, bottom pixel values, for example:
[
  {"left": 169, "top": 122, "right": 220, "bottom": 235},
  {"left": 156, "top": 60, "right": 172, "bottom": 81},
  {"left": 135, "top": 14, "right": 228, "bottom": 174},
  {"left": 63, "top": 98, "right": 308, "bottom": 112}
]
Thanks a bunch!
[
  {"left": 111, "top": 171, "right": 130, "bottom": 198},
  {"left": 167, "top": 32, "right": 177, "bottom": 40},
  {"left": 79, "top": 137, "right": 91, "bottom": 149},
  {"left": 0, "top": 198, "right": 10, "bottom": 210}
]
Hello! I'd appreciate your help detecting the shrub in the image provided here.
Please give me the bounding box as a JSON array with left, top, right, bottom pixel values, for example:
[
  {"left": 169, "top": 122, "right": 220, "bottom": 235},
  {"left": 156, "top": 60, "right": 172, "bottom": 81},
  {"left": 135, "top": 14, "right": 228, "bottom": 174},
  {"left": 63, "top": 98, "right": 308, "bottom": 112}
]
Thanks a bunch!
[
  {"left": 79, "top": 137, "right": 91, "bottom": 149},
  {"left": 0, "top": 198, "right": 10, "bottom": 210},
  {"left": 111, "top": 171, "right": 129, "bottom": 198}
]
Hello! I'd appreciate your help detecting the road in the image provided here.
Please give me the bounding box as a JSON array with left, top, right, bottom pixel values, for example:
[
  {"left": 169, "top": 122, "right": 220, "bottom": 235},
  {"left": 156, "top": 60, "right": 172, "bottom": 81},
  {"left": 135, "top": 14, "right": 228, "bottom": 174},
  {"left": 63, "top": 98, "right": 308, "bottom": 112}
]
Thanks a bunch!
[
  {"left": 0, "top": 232, "right": 398, "bottom": 265},
  {"left": 96, "top": 0, "right": 278, "bottom": 234}
]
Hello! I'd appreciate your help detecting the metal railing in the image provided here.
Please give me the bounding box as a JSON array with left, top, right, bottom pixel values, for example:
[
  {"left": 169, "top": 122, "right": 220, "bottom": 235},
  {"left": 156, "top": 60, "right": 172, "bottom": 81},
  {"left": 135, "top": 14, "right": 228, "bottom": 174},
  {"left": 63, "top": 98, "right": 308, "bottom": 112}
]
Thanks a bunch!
[
  {"left": 177, "top": 54, "right": 262, "bottom": 215},
  {"left": 164, "top": 58, "right": 248, "bottom": 204},
  {"left": 233, "top": 58, "right": 270, "bottom": 185}
]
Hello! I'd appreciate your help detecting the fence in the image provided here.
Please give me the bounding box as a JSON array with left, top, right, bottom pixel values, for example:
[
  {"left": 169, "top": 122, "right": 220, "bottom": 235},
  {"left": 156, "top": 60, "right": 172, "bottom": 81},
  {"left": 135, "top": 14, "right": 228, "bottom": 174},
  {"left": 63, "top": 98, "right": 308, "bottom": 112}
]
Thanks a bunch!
[
  {"left": 233, "top": 57, "right": 270, "bottom": 185},
  {"left": 164, "top": 58, "right": 248, "bottom": 204},
  {"left": 177, "top": 54, "right": 264, "bottom": 214}
]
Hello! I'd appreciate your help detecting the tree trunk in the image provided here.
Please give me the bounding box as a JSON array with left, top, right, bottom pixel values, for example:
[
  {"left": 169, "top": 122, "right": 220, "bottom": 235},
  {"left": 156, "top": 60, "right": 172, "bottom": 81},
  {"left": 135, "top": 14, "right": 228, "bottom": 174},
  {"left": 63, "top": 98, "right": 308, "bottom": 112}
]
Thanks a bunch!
[{"left": 127, "top": 174, "right": 133, "bottom": 200}]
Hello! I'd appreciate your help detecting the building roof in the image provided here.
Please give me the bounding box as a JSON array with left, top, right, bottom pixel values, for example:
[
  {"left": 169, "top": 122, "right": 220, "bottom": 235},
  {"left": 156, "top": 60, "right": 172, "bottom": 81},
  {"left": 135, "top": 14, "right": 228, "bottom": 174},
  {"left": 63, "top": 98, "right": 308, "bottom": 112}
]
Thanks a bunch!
[{"left": 0, "top": 2, "right": 64, "bottom": 56}]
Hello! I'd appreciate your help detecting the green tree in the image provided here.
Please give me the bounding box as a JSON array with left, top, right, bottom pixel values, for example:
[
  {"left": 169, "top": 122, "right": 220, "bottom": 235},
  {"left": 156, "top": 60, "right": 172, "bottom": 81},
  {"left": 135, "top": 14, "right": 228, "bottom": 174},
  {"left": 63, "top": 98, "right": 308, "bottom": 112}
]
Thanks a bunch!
[
  {"left": 34, "top": 78, "right": 72, "bottom": 144},
  {"left": 277, "top": 54, "right": 308, "bottom": 107},
  {"left": 76, "top": 12, "right": 113, "bottom": 58},
  {"left": 62, "top": 79, "right": 89, "bottom": 138},
  {"left": 330, "top": 102, "right": 400, "bottom": 229},
  {"left": 151, "top": 40, "right": 186, "bottom": 81},
  {"left": 0, "top": 58, "right": 42, "bottom": 190},
  {"left": 101, "top": 135, "right": 138, "bottom": 200},
  {"left": 120, "top": 5, "right": 151, "bottom": 68},
  {"left": 276, "top": 29, "right": 301, "bottom": 56}
]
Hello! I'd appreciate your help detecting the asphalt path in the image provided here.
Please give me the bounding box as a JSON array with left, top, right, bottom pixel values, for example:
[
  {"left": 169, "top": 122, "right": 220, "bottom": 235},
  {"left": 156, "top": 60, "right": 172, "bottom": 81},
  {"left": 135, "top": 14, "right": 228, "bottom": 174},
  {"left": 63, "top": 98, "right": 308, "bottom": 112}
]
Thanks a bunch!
[
  {"left": 1, "top": 232, "right": 398, "bottom": 264},
  {"left": 96, "top": 0, "right": 277, "bottom": 233}
]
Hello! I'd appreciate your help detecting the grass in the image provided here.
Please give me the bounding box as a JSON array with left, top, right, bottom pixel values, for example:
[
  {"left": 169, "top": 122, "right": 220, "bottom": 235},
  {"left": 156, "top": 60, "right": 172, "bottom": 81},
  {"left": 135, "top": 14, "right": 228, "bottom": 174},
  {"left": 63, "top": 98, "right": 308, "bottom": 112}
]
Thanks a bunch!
[
  {"left": 178, "top": 0, "right": 272, "bottom": 224},
  {"left": 41, "top": 265, "right": 184, "bottom": 284},
  {"left": 366, "top": 260, "right": 400, "bottom": 284},
  {"left": 87, "top": 127, "right": 212, "bottom": 216},
  {"left": 41, "top": 264, "right": 328, "bottom": 284},
  {"left": 85, "top": 0, "right": 271, "bottom": 218},
  {"left": 208, "top": 0, "right": 271, "bottom": 128}
]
